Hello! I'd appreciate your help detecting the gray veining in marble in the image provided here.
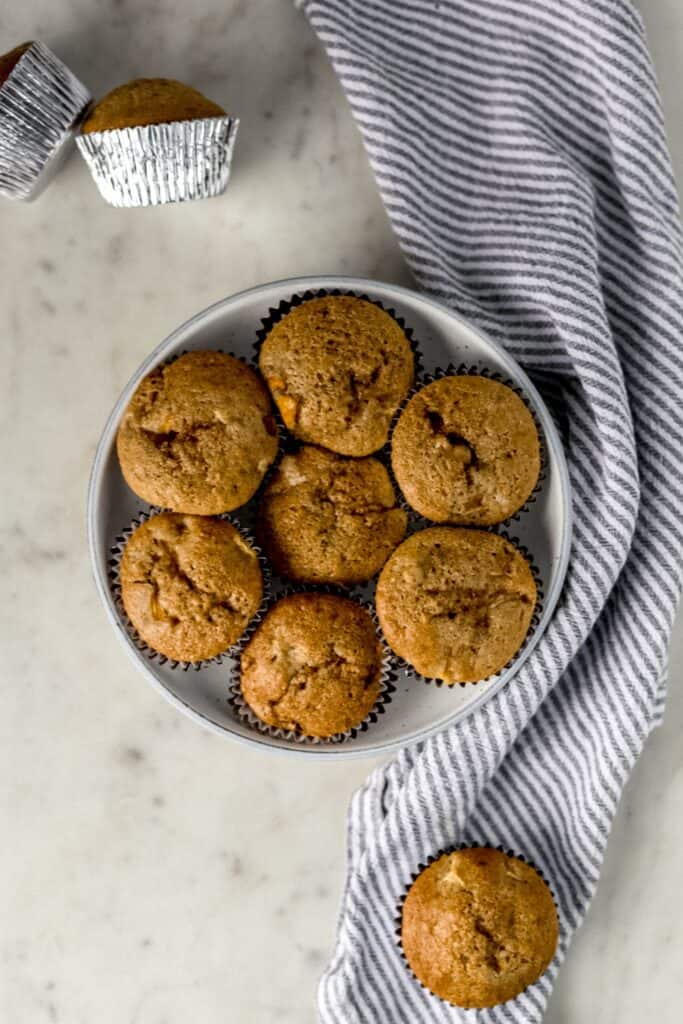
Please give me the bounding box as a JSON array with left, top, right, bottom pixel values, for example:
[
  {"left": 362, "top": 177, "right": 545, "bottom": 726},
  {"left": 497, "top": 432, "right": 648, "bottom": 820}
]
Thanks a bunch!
[{"left": 1, "top": 1, "right": 682, "bottom": 1022}]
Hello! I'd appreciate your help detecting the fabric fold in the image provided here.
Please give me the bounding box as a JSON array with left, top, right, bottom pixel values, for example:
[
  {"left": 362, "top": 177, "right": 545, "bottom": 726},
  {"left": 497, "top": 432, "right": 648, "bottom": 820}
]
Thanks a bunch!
[{"left": 300, "top": 1, "right": 683, "bottom": 1021}]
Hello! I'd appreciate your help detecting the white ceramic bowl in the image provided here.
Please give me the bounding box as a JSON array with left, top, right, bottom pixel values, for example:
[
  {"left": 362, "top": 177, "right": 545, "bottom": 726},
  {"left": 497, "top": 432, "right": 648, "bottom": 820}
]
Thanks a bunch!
[{"left": 88, "top": 276, "right": 572, "bottom": 759}]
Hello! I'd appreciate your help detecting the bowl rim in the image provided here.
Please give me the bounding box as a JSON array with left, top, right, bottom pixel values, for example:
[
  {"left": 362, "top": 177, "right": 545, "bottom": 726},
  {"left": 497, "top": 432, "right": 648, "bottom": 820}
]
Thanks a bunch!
[{"left": 87, "top": 274, "right": 573, "bottom": 761}]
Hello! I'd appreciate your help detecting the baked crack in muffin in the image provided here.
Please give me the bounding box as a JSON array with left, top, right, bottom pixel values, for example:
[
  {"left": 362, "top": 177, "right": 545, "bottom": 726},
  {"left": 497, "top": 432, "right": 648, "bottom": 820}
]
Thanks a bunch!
[
  {"left": 401, "top": 847, "right": 558, "bottom": 1008},
  {"left": 259, "top": 295, "right": 414, "bottom": 456},
  {"left": 240, "top": 593, "right": 383, "bottom": 738},
  {"left": 120, "top": 512, "right": 262, "bottom": 663},
  {"left": 391, "top": 375, "right": 540, "bottom": 524},
  {"left": 375, "top": 527, "right": 536, "bottom": 683},
  {"left": 117, "top": 351, "right": 278, "bottom": 514},
  {"left": 257, "top": 444, "right": 407, "bottom": 584}
]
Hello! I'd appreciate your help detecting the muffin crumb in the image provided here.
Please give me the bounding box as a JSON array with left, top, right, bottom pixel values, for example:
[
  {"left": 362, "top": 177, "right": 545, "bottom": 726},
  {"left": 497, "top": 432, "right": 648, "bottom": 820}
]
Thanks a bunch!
[
  {"left": 240, "top": 593, "right": 383, "bottom": 738},
  {"left": 401, "top": 847, "right": 558, "bottom": 1008},
  {"left": 120, "top": 512, "right": 262, "bottom": 663},
  {"left": 376, "top": 527, "right": 536, "bottom": 683},
  {"left": 391, "top": 375, "right": 540, "bottom": 524},
  {"left": 259, "top": 296, "right": 414, "bottom": 456},
  {"left": 82, "top": 77, "right": 225, "bottom": 133},
  {"left": 258, "top": 445, "right": 407, "bottom": 584},
  {"left": 116, "top": 350, "right": 278, "bottom": 514}
]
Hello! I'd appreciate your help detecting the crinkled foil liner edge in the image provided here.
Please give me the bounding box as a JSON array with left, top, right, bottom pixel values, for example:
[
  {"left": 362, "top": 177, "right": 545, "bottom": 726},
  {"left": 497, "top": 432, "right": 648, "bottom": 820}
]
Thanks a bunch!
[
  {"left": 380, "top": 530, "right": 544, "bottom": 689},
  {"left": 395, "top": 843, "right": 560, "bottom": 1010},
  {"left": 228, "top": 585, "right": 397, "bottom": 745},
  {"left": 108, "top": 507, "right": 270, "bottom": 672},
  {"left": 76, "top": 115, "right": 239, "bottom": 207},
  {"left": 0, "top": 41, "right": 91, "bottom": 199}
]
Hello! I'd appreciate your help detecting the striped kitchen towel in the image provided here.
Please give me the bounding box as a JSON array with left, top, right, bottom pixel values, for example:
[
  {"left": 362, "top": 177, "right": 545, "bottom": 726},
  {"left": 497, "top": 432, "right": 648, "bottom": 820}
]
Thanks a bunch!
[{"left": 298, "top": 1, "right": 683, "bottom": 1021}]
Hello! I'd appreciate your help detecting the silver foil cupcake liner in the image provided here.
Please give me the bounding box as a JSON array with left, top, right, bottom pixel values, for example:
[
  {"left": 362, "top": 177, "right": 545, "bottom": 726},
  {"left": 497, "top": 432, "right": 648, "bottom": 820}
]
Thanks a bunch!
[
  {"left": 228, "top": 585, "right": 397, "bottom": 746},
  {"left": 108, "top": 507, "right": 270, "bottom": 672},
  {"left": 76, "top": 114, "right": 239, "bottom": 207},
  {"left": 380, "top": 530, "right": 544, "bottom": 689},
  {"left": 0, "top": 41, "right": 91, "bottom": 200},
  {"left": 252, "top": 287, "right": 424, "bottom": 440},
  {"left": 386, "top": 362, "right": 547, "bottom": 529},
  {"left": 395, "top": 844, "right": 559, "bottom": 1010}
]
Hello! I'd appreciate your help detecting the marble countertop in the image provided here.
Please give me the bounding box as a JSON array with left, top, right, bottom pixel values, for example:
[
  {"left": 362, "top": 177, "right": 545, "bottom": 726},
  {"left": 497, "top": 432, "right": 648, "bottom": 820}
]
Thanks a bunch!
[{"left": 2, "top": 1, "right": 682, "bottom": 1021}]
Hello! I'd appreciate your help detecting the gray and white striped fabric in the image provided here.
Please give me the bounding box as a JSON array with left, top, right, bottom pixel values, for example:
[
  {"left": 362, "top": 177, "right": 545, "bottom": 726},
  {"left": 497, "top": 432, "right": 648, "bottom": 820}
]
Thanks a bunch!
[{"left": 298, "top": 0, "right": 683, "bottom": 1021}]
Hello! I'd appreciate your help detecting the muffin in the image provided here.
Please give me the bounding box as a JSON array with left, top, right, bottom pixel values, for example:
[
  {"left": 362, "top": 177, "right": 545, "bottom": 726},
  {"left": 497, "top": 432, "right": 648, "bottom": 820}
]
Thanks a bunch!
[
  {"left": 257, "top": 445, "right": 407, "bottom": 585},
  {"left": 259, "top": 296, "right": 414, "bottom": 456},
  {"left": 0, "top": 41, "right": 91, "bottom": 200},
  {"left": 391, "top": 375, "right": 540, "bottom": 525},
  {"left": 81, "top": 78, "right": 225, "bottom": 133},
  {"left": 120, "top": 512, "right": 262, "bottom": 663},
  {"left": 116, "top": 350, "right": 278, "bottom": 515},
  {"left": 239, "top": 593, "right": 383, "bottom": 738},
  {"left": 375, "top": 527, "right": 536, "bottom": 683},
  {"left": 401, "top": 847, "right": 558, "bottom": 1008},
  {"left": 76, "top": 77, "right": 238, "bottom": 207}
]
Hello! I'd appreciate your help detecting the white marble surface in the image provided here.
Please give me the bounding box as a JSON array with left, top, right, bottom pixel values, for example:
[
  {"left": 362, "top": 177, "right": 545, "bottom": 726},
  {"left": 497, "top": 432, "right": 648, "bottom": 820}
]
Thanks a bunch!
[{"left": 1, "top": 1, "right": 682, "bottom": 1021}]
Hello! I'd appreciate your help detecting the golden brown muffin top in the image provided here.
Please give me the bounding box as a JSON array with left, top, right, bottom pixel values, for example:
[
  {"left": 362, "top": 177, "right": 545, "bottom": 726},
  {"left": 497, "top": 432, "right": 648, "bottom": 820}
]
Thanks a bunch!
[
  {"left": 116, "top": 350, "right": 278, "bottom": 515},
  {"left": 120, "top": 512, "right": 262, "bottom": 663},
  {"left": 391, "top": 376, "right": 540, "bottom": 525},
  {"left": 81, "top": 77, "right": 225, "bottom": 133},
  {"left": 401, "top": 847, "right": 558, "bottom": 1008},
  {"left": 240, "top": 593, "right": 383, "bottom": 738},
  {"left": 257, "top": 445, "right": 407, "bottom": 585},
  {"left": 259, "top": 296, "right": 414, "bottom": 456},
  {"left": 375, "top": 527, "right": 536, "bottom": 683},
  {"left": 0, "top": 42, "right": 32, "bottom": 88}
]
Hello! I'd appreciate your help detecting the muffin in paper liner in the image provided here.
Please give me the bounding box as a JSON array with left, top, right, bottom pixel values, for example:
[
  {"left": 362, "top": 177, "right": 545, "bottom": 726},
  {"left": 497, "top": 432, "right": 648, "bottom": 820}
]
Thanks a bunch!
[
  {"left": 395, "top": 843, "right": 559, "bottom": 1010},
  {"left": 0, "top": 41, "right": 91, "bottom": 200},
  {"left": 254, "top": 287, "right": 423, "bottom": 371},
  {"left": 377, "top": 529, "right": 544, "bottom": 689},
  {"left": 116, "top": 347, "right": 281, "bottom": 518},
  {"left": 76, "top": 114, "right": 239, "bottom": 207},
  {"left": 228, "top": 585, "right": 397, "bottom": 746},
  {"left": 108, "top": 508, "right": 270, "bottom": 671},
  {"left": 387, "top": 362, "right": 547, "bottom": 528},
  {"left": 253, "top": 287, "right": 424, "bottom": 447},
  {"left": 252, "top": 440, "right": 409, "bottom": 588}
]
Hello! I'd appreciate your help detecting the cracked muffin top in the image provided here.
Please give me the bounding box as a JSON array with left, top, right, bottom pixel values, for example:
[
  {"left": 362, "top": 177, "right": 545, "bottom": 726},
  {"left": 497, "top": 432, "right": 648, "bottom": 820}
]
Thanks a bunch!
[
  {"left": 257, "top": 445, "right": 407, "bottom": 585},
  {"left": 258, "top": 296, "right": 414, "bottom": 456},
  {"left": 375, "top": 527, "right": 536, "bottom": 683},
  {"left": 81, "top": 78, "right": 225, "bottom": 133},
  {"left": 239, "top": 593, "right": 383, "bottom": 738},
  {"left": 391, "top": 376, "right": 540, "bottom": 525},
  {"left": 116, "top": 350, "right": 278, "bottom": 514},
  {"left": 401, "top": 847, "right": 558, "bottom": 1008},
  {"left": 120, "top": 512, "right": 262, "bottom": 663}
]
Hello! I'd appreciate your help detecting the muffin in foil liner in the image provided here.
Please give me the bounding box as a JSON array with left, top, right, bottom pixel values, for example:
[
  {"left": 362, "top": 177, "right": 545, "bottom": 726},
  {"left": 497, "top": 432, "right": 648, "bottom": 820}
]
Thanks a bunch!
[
  {"left": 76, "top": 115, "right": 239, "bottom": 207},
  {"left": 108, "top": 507, "right": 270, "bottom": 672},
  {"left": 228, "top": 586, "right": 397, "bottom": 746},
  {"left": 0, "top": 41, "right": 92, "bottom": 200}
]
